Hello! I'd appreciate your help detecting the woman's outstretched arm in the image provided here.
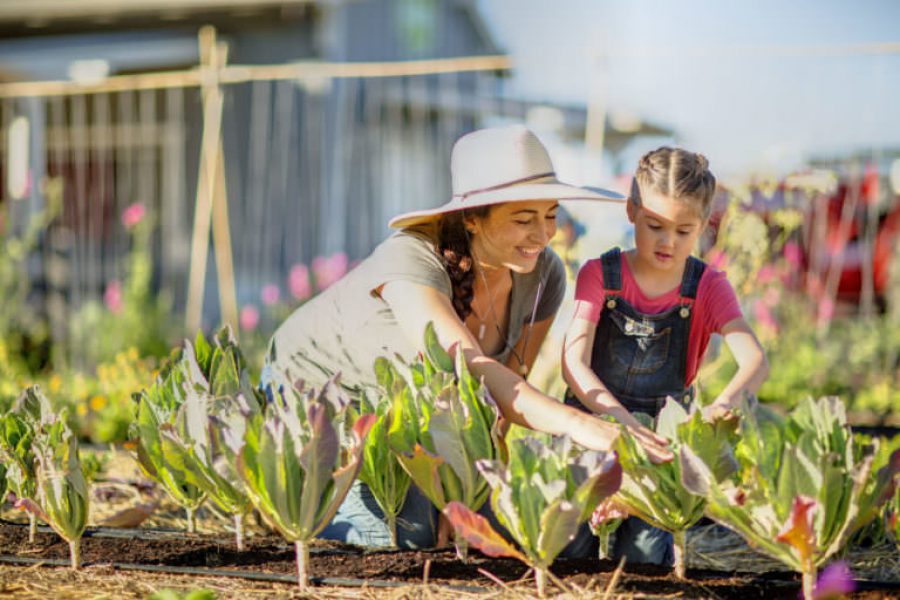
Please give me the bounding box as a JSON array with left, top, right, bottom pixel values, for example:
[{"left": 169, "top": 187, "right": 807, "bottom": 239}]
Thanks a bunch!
[{"left": 380, "top": 279, "right": 621, "bottom": 452}]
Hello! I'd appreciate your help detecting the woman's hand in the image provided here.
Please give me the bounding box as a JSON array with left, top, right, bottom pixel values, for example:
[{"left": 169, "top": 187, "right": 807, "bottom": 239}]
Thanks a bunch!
[{"left": 626, "top": 422, "right": 674, "bottom": 464}]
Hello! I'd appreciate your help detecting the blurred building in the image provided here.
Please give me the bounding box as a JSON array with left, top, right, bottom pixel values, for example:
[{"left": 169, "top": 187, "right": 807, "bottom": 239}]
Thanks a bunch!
[{"left": 0, "top": 0, "right": 669, "bottom": 347}]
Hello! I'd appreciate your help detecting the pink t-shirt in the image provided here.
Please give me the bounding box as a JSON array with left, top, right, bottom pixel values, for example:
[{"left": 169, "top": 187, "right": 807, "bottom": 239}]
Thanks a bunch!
[{"left": 573, "top": 253, "right": 743, "bottom": 387}]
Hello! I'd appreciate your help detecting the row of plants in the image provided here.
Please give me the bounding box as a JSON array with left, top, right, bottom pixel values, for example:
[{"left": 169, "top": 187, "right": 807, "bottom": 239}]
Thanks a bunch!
[{"left": 4, "top": 323, "right": 896, "bottom": 599}]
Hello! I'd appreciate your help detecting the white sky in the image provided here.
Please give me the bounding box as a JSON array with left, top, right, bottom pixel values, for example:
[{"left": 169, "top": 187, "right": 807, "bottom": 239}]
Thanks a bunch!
[{"left": 477, "top": 0, "right": 900, "bottom": 176}]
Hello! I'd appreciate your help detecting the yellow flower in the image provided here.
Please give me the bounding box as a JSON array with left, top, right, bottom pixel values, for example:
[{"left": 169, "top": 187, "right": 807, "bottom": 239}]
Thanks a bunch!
[
  {"left": 127, "top": 346, "right": 139, "bottom": 362},
  {"left": 76, "top": 403, "right": 89, "bottom": 417},
  {"left": 49, "top": 374, "right": 62, "bottom": 394},
  {"left": 89, "top": 395, "right": 107, "bottom": 411}
]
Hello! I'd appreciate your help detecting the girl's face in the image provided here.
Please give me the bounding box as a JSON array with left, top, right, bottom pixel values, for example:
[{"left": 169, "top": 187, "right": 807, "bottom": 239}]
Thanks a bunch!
[
  {"left": 627, "top": 189, "right": 705, "bottom": 274},
  {"left": 466, "top": 200, "right": 559, "bottom": 273}
]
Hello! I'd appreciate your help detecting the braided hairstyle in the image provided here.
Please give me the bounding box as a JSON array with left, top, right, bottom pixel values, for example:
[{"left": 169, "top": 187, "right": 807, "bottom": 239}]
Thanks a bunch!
[
  {"left": 630, "top": 147, "right": 717, "bottom": 220},
  {"left": 437, "top": 206, "right": 490, "bottom": 320}
]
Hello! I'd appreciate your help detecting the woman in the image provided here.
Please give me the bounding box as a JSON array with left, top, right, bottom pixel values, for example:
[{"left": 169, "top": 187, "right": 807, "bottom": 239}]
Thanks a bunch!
[{"left": 265, "top": 125, "right": 671, "bottom": 548}]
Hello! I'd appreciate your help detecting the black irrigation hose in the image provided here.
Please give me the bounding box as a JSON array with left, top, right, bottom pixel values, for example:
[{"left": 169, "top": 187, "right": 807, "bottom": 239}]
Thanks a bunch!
[
  {"left": 0, "top": 520, "right": 358, "bottom": 554},
  {"left": 0, "top": 554, "right": 489, "bottom": 593}
]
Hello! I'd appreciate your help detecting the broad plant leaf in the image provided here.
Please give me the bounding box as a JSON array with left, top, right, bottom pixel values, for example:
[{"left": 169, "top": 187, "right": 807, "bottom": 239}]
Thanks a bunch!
[
  {"left": 237, "top": 370, "right": 375, "bottom": 543},
  {"left": 382, "top": 322, "right": 502, "bottom": 515},
  {"left": 613, "top": 398, "right": 737, "bottom": 537},
  {"left": 445, "top": 434, "right": 621, "bottom": 573},
  {"left": 694, "top": 396, "right": 900, "bottom": 581}
]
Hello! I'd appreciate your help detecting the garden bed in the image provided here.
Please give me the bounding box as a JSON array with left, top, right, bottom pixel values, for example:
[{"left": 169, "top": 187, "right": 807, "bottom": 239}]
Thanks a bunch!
[{"left": 0, "top": 522, "right": 897, "bottom": 599}]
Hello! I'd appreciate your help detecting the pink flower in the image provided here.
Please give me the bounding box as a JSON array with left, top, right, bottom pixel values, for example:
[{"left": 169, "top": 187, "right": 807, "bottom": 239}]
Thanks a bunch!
[
  {"left": 104, "top": 281, "right": 123, "bottom": 314},
  {"left": 753, "top": 300, "right": 778, "bottom": 334},
  {"left": 288, "top": 264, "right": 311, "bottom": 301},
  {"left": 312, "top": 252, "right": 349, "bottom": 291},
  {"left": 812, "top": 561, "right": 856, "bottom": 599},
  {"left": 121, "top": 203, "right": 146, "bottom": 230},
  {"left": 239, "top": 305, "right": 259, "bottom": 332},
  {"left": 762, "top": 286, "right": 781, "bottom": 308},
  {"left": 261, "top": 284, "right": 280, "bottom": 306},
  {"left": 757, "top": 264, "right": 777, "bottom": 285},
  {"left": 817, "top": 297, "right": 835, "bottom": 327},
  {"left": 705, "top": 248, "right": 728, "bottom": 270},
  {"left": 784, "top": 240, "right": 803, "bottom": 269}
]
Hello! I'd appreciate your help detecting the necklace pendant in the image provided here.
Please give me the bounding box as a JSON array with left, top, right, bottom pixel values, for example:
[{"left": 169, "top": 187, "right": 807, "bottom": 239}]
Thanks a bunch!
[
  {"left": 518, "top": 364, "right": 529, "bottom": 376},
  {"left": 478, "top": 323, "right": 486, "bottom": 341}
]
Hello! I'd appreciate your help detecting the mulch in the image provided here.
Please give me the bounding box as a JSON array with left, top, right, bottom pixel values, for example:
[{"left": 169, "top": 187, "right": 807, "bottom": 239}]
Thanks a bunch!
[{"left": 0, "top": 522, "right": 897, "bottom": 599}]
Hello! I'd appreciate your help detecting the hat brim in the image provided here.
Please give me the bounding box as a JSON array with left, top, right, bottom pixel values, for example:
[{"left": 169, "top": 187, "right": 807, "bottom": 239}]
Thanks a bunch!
[{"left": 388, "top": 182, "right": 625, "bottom": 229}]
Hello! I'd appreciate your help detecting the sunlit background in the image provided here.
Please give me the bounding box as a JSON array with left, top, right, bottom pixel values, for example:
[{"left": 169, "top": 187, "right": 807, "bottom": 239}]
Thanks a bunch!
[{"left": 0, "top": 0, "right": 897, "bottom": 443}]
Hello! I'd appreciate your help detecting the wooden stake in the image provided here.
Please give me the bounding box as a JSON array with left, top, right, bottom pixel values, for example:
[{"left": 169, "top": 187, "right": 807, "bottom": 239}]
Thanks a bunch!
[{"left": 186, "top": 26, "right": 235, "bottom": 333}]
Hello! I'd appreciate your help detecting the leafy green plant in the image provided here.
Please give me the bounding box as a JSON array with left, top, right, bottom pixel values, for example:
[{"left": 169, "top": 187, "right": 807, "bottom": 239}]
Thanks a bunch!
[
  {"left": 444, "top": 435, "right": 622, "bottom": 596},
  {"left": 355, "top": 372, "right": 412, "bottom": 547},
  {"left": 131, "top": 326, "right": 255, "bottom": 532},
  {"left": 682, "top": 396, "right": 900, "bottom": 600},
  {"left": 384, "top": 323, "right": 503, "bottom": 558},
  {"left": 159, "top": 388, "right": 259, "bottom": 549},
  {"left": 0, "top": 390, "right": 41, "bottom": 541},
  {"left": 68, "top": 203, "right": 173, "bottom": 370},
  {"left": 613, "top": 399, "right": 739, "bottom": 578},
  {"left": 237, "top": 370, "right": 375, "bottom": 588},
  {"left": 13, "top": 386, "right": 89, "bottom": 569},
  {"left": 588, "top": 497, "right": 628, "bottom": 560}
]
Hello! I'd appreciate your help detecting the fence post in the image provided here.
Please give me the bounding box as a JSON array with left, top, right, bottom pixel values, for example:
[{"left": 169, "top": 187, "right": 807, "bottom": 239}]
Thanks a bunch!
[{"left": 185, "top": 26, "right": 238, "bottom": 334}]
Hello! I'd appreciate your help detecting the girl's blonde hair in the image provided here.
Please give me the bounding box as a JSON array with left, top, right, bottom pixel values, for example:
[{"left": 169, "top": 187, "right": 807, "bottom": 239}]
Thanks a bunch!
[{"left": 630, "top": 147, "right": 717, "bottom": 220}]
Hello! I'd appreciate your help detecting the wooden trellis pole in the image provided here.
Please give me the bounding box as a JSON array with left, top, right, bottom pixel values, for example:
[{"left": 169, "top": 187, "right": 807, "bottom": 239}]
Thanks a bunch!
[{"left": 185, "top": 26, "right": 238, "bottom": 334}]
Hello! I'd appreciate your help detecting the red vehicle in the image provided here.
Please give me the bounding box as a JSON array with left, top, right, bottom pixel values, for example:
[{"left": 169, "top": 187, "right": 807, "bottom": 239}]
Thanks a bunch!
[{"left": 710, "top": 163, "right": 900, "bottom": 310}]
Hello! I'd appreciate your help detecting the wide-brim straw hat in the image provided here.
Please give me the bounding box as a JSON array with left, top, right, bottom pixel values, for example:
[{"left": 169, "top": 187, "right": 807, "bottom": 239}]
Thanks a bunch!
[{"left": 388, "top": 125, "right": 625, "bottom": 229}]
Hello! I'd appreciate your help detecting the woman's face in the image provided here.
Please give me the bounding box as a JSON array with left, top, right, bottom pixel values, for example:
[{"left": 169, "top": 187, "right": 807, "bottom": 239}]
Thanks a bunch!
[{"left": 466, "top": 200, "right": 559, "bottom": 273}]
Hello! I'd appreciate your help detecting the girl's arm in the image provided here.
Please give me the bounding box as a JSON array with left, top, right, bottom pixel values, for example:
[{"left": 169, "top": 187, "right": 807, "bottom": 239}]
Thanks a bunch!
[
  {"left": 704, "top": 317, "right": 769, "bottom": 420},
  {"left": 380, "top": 280, "right": 621, "bottom": 452},
  {"left": 562, "top": 309, "right": 672, "bottom": 461}
]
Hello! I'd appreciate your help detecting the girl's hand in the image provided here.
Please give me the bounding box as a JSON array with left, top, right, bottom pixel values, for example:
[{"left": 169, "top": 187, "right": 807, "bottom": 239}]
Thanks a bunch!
[{"left": 702, "top": 395, "right": 741, "bottom": 423}]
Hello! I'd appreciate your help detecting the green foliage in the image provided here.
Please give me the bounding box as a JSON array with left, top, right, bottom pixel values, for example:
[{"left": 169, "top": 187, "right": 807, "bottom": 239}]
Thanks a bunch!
[
  {"left": 444, "top": 435, "right": 621, "bottom": 596},
  {"left": 67, "top": 205, "right": 174, "bottom": 369},
  {"left": 0, "top": 179, "right": 62, "bottom": 376},
  {"left": 683, "top": 397, "right": 900, "bottom": 598},
  {"left": 385, "top": 323, "right": 503, "bottom": 517},
  {"left": 0, "top": 391, "right": 41, "bottom": 504},
  {"left": 356, "top": 379, "right": 412, "bottom": 547},
  {"left": 132, "top": 325, "right": 264, "bottom": 532},
  {"left": 11, "top": 386, "right": 89, "bottom": 568},
  {"left": 238, "top": 369, "right": 374, "bottom": 587},
  {"left": 159, "top": 376, "right": 260, "bottom": 548},
  {"left": 613, "top": 399, "right": 739, "bottom": 577}
]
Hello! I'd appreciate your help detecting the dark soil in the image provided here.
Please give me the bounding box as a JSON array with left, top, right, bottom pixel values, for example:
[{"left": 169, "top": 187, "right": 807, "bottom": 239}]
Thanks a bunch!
[{"left": 0, "top": 523, "right": 895, "bottom": 598}]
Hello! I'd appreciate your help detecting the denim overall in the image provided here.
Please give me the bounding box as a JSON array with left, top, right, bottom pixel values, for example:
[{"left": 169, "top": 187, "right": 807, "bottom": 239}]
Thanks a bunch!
[{"left": 566, "top": 247, "right": 706, "bottom": 566}]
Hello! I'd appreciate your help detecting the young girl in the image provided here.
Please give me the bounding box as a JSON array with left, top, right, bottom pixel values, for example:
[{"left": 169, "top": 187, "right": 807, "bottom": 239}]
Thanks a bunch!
[{"left": 561, "top": 147, "right": 769, "bottom": 566}]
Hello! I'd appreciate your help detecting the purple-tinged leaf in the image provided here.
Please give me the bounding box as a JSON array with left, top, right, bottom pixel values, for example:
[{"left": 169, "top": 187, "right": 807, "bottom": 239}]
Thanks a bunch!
[
  {"left": 15, "top": 497, "right": 49, "bottom": 524},
  {"left": 680, "top": 445, "right": 714, "bottom": 497}
]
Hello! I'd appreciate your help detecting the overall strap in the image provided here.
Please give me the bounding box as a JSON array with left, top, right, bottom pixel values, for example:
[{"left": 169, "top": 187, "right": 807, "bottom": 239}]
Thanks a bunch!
[
  {"left": 679, "top": 256, "right": 707, "bottom": 300},
  {"left": 600, "top": 247, "right": 623, "bottom": 292}
]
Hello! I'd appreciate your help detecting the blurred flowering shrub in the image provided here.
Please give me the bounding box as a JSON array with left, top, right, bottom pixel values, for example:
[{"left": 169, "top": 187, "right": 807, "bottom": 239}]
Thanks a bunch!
[
  {"left": 698, "top": 181, "right": 900, "bottom": 421},
  {"left": 235, "top": 251, "right": 351, "bottom": 378},
  {"left": 67, "top": 203, "right": 174, "bottom": 369}
]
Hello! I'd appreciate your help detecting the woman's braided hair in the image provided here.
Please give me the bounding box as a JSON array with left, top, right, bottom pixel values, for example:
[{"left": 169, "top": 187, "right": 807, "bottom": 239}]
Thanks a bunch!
[
  {"left": 437, "top": 206, "right": 490, "bottom": 320},
  {"left": 630, "top": 147, "right": 717, "bottom": 219}
]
